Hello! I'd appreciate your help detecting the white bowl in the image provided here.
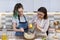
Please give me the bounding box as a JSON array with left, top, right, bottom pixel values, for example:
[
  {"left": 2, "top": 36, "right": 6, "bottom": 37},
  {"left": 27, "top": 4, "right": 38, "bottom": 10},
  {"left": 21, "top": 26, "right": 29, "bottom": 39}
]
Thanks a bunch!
[{"left": 24, "top": 32, "right": 35, "bottom": 39}]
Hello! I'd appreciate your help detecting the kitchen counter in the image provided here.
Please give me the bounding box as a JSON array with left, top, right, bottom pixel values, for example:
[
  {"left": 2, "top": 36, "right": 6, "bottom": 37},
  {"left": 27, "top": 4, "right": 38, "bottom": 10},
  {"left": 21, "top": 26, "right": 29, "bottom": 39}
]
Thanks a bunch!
[
  {"left": 0, "top": 36, "right": 47, "bottom": 40},
  {"left": 0, "top": 36, "right": 60, "bottom": 40},
  {"left": 0, "top": 34, "right": 47, "bottom": 40},
  {"left": 0, "top": 28, "right": 60, "bottom": 40},
  {"left": 0, "top": 31, "right": 45, "bottom": 40},
  {"left": 0, "top": 33, "right": 60, "bottom": 40}
]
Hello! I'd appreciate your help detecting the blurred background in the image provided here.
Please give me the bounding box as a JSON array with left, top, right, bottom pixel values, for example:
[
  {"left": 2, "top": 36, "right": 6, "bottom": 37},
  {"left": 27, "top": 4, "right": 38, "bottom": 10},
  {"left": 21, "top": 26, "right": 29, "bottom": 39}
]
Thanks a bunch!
[
  {"left": 0, "top": 0, "right": 60, "bottom": 40},
  {"left": 0, "top": 0, "right": 60, "bottom": 12}
]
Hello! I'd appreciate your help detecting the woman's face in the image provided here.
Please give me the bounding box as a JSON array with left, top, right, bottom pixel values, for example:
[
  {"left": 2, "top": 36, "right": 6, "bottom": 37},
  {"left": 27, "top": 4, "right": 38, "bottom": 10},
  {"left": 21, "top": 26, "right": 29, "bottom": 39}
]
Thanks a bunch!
[
  {"left": 37, "top": 12, "right": 45, "bottom": 19},
  {"left": 18, "top": 8, "right": 24, "bottom": 16}
]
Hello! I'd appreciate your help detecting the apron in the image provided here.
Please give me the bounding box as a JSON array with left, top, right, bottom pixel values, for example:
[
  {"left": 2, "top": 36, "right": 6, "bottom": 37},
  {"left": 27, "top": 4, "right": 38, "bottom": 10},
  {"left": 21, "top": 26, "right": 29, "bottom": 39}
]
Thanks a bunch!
[{"left": 15, "top": 15, "right": 28, "bottom": 36}]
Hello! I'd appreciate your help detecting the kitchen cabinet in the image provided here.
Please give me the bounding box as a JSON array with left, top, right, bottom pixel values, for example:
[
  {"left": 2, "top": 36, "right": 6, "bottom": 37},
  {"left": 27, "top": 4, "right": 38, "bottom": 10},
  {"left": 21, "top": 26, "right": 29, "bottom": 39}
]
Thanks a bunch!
[
  {"left": 0, "top": 0, "right": 34, "bottom": 12},
  {"left": 34, "top": 0, "right": 50, "bottom": 11},
  {"left": 34, "top": 0, "right": 60, "bottom": 12},
  {"left": 0, "top": 0, "right": 60, "bottom": 12}
]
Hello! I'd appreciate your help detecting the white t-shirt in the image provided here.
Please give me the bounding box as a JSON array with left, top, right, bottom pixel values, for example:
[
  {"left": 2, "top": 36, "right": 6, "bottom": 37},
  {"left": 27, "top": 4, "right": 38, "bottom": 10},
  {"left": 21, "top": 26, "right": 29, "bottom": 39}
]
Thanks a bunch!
[{"left": 12, "top": 15, "right": 29, "bottom": 27}]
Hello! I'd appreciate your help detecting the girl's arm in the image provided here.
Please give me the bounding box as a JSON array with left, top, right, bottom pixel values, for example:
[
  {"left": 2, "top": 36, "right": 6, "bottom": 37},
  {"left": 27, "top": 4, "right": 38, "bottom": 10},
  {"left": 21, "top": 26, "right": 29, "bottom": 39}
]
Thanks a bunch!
[
  {"left": 36, "top": 19, "right": 49, "bottom": 32},
  {"left": 13, "top": 23, "right": 24, "bottom": 32}
]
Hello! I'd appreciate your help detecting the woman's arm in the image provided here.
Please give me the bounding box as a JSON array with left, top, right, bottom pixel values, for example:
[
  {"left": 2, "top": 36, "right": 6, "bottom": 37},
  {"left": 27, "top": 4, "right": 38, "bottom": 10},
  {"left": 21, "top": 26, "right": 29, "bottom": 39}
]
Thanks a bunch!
[
  {"left": 42, "top": 20, "right": 49, "bottom": 32},
  {"left": 13, "top": 23, "right": 24, "bottom": 32},
  {"left": 13, "top": 23, "right": 20, "bottom": 32},
  {"left": 36, "top": 19, "right": 49, "bottom": 32},
  {"left": 36, "top": 24, "right": 41, "bottom": 31},
  {"left": 12, "top": 17, "right": 24, "bottom": 32}
]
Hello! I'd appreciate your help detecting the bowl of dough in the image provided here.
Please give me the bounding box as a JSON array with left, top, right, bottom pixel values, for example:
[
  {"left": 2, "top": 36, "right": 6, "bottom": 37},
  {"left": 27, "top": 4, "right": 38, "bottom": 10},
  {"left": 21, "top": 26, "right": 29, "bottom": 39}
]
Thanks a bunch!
[{"left": 24, "top": 32, "right": 35, "bottom": 39}]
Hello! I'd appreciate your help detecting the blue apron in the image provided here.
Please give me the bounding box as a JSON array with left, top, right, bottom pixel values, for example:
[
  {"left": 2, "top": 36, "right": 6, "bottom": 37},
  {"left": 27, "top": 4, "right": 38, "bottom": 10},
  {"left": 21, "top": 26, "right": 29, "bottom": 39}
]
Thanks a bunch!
[{"left": 15, "top": 15, "right": 28, "bottom": 36}]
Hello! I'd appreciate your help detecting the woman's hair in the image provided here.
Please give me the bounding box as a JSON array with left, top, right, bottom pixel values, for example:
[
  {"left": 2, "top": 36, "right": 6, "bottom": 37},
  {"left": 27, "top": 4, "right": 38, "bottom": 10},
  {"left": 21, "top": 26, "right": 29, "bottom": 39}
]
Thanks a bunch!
[
  {"left": 13, "top": 3, "right": 23, "bottom": 13},
  {"left": 13, "top": 3, "right": 23, "bottom": 18},
  {"left": 38, "top": 7, "right": 48, "bottom": 19}
]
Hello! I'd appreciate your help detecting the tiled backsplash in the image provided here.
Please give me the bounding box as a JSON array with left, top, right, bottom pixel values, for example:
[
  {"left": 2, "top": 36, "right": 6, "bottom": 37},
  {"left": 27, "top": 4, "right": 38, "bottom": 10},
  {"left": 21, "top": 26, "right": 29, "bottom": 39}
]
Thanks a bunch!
[
  {"left": 0, "top": 12, "right": 60, "bottom": 29},
  {"left": 1, "top": 14, "right": 13, "bottom": 29}
]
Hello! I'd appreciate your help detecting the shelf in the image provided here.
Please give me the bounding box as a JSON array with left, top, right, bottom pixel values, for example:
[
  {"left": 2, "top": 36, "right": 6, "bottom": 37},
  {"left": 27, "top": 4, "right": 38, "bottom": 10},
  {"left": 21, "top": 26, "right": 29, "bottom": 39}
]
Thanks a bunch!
[{"left": 0, "top": 29, "right": 13, "bottom": 31}]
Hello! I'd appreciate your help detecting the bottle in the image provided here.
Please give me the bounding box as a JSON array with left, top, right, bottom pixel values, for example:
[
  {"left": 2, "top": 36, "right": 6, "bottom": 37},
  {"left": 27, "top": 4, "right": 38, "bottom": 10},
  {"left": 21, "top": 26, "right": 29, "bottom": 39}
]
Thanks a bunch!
[{"left": 2, "top": 25, "right": 8, "bottom": 40}]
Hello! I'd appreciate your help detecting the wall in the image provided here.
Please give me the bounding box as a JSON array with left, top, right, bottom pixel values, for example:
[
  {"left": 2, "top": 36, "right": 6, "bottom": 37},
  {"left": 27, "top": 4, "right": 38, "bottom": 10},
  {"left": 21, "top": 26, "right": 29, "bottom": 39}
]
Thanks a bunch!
[{"left": 0, "top": 0, "right": 60, "bottom": 12}]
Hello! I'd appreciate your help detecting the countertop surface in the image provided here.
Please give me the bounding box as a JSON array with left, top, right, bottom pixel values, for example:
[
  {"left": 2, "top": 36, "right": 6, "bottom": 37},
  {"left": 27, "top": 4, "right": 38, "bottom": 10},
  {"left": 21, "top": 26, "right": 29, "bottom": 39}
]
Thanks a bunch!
[
  {"left": 0, "top": 28, "right": 60, "bottom": 40},
  {"left": 0, "top": 36, "right": 59, "bottom": 40}
]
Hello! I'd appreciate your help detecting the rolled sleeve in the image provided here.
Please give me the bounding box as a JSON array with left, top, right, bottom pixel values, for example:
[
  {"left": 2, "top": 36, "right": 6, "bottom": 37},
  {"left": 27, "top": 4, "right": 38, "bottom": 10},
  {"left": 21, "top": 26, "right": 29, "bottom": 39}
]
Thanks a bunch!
[
  {"left": 12, "top": 17, "right": 17, "bottom": 23},
  {"left": 41, "top": 19, "right": 49, "bottom": 32}
]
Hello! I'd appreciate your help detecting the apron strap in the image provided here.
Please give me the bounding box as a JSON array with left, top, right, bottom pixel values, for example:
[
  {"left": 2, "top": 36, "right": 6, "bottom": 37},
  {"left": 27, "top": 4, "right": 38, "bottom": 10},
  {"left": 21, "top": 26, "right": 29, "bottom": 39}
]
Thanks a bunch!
[{"left": 18, "top": 15, "right": 27, "bottom": 23}]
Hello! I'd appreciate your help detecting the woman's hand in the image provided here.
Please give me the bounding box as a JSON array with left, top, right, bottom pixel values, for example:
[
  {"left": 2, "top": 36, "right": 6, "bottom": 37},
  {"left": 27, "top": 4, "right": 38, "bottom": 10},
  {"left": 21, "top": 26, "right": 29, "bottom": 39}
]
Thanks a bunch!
[
  {"left": 14, "top": 28, "right": 24, "bottom": 32},
  {"left": 20, "top": 28, "right": 24, "bottom": 32},
  {"left": 33, "top": 22, "right": 41, "bottom": 31},
  {"left": 36, "top": 24, "right": 41, "bottom": 31},
  {"left": 33, "top": 22, "right": 37, "bottom": 27}
]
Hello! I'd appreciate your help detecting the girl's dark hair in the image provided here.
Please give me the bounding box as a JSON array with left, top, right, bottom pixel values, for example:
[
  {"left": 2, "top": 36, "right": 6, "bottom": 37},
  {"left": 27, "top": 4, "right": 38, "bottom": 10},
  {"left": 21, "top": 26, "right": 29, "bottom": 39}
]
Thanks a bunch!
[
  {"left": 13, "top": 3, "right": 23, "bottom": 14},
  {"left": 13, "top": 3, "right": 23, "bottom": 18},
  {"left": 38, "top": 7, "right": 48, "bottom": 19}
]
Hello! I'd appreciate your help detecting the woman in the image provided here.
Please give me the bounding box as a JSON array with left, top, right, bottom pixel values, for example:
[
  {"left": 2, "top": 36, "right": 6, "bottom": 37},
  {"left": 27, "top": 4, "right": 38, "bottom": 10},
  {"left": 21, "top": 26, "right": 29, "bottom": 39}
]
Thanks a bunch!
[
  {"left": 12, "top": 3, "right": 28, "bottom": 37},
  {"left": 32, "top": 7, "right": 49, "bottom": 36}
]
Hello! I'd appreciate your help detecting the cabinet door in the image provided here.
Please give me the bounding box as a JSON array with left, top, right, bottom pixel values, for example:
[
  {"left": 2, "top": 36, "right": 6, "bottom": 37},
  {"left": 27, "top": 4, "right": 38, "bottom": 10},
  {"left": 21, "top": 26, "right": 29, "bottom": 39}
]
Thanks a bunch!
[
  {"left": 50, "top": 0, "right": 60, "bottom": 12},
  {"left": 0, "top": 0, "right": 18, "bottom": 12},
  {"left": 34, "top": 0, "right": 60, "bottom": 12},
  {"left": 34, "top": 0, "right": 51, "bottom": 11},
  {"left": 14, "top": 0, "right": 34, "bottom": 12},
  {"left": 0, "top": 0, "right": 34, "bottom": 12}
]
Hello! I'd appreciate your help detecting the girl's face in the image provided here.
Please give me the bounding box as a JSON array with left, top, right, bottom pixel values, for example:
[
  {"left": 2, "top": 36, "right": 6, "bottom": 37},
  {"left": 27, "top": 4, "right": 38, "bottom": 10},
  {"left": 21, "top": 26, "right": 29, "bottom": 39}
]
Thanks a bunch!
[
  {"left": 37, "top": 12, "right": 45, "bottom": 19},
  {"left": 18, "top": 8, "right": 24, "bottom": 16}
]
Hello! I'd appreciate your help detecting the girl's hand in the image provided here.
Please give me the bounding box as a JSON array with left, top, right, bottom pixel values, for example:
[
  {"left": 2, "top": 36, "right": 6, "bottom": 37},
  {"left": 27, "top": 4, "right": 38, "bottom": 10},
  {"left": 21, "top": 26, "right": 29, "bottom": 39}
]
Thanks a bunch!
[
  {"left": 33, "top": 22, "right": 41, "bottom": 31},
  {"left": 33, "top": 22, "right": 37, "bottom": 27},
  {"left": 20, "top": 28, "right": 24, "bottom": 32},
  {"left": 36, "top": 24, "right": 41, "bottom": 31}
]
